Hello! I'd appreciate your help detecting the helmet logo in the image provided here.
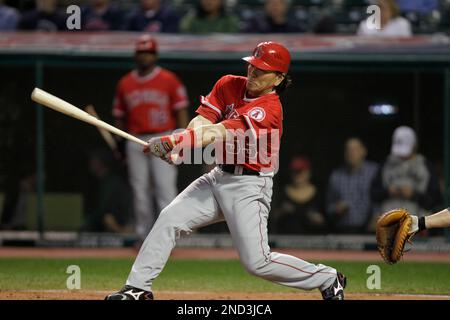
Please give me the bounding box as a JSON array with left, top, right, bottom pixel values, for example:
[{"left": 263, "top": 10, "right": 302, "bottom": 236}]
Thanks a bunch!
[
  {"left": 248, "top": 107, "right": 266, "bottom": 122},
  {"left": 254, "top": 46, "right": 263, "bottom": 58}
]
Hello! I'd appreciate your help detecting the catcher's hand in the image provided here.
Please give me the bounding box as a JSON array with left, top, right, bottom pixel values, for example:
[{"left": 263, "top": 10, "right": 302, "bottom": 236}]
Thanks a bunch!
[{"left": 376, "top": 208, "right": 414, "bottom": 264}]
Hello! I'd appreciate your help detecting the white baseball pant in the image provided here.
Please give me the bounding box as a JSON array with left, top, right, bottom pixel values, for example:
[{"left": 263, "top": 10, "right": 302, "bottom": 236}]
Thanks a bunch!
[{"left": 127, "top": 167, "right": 337, "bottom": 292}]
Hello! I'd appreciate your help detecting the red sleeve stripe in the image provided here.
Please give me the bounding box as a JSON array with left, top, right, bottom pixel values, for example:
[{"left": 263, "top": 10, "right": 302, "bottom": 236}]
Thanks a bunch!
[{"left": 200, "top": 96, "right": 222, "bottom": 116}]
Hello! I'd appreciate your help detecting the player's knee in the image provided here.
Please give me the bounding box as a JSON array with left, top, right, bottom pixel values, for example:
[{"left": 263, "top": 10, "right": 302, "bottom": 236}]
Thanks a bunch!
[
  {"left": 157, "top": 204, "right": 189, "bottom": 232},
  {"left": 158, "top": 206, "right": 178, "bottom": 225},
  {"left": 242, "top": 259, "right": 270, "bottom": 278}
]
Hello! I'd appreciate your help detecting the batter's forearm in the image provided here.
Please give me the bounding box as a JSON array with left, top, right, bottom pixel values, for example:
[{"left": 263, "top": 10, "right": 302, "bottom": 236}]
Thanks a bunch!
[
  {"left": 169, "top": 124, "right": 224, "bottom": 148},
  {"left": 184, "top": 115, "right": 227, "bottom": 148},
  {"left": 192, "top": 123, "right": 227, "bottom": 148},
  {"left": 157, "top": 118, "right": 225, "bottom": 152},
  {"left": 187, "top": 115, "right": 212, "bottom": 129}
]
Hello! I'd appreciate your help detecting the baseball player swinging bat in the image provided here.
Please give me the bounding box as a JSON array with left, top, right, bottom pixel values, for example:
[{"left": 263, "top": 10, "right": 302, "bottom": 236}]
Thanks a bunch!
[{"left": 31, "top": 88, "right": 147, "bottom": 147}]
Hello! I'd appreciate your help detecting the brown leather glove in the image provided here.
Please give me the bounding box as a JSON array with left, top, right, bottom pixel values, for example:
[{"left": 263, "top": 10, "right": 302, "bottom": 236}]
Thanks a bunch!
[{"left": 376, "top": 208, "right": 413, "bottom": 264}]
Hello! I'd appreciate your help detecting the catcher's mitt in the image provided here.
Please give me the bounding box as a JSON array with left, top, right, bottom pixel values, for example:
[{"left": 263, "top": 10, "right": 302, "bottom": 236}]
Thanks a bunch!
[{"left": 376, "top": 208, "right": 413, "bottom": 264}]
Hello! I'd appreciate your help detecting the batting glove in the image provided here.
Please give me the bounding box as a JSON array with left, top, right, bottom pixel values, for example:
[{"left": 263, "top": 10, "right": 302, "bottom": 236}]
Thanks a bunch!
[{"left": 143, "top": 135, "right": 175, "bottom": 158}]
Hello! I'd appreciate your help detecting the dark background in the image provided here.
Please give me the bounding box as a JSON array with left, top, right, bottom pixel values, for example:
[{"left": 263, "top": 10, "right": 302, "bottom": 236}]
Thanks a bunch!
[{"left": 0, "top": 62, "right": 444, "bottom": 199}]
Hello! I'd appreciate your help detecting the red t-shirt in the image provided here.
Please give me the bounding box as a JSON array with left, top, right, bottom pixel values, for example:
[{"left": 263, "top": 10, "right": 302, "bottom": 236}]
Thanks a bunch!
[
  {"left": 113, "top": 67, "right": 188, "bottom": 134},
  {"left": 196, "top": 75, "right": 283, "bottom": 175}
]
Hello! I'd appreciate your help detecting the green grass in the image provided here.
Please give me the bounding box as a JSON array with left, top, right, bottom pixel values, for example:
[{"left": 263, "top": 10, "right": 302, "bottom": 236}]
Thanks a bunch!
[{"left": 1, "top": 258, "right": 450, "bottom": 295}]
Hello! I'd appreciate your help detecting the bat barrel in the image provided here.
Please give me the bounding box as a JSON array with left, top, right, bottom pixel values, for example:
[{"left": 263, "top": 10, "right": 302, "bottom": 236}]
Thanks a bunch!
[{"left": 31, "top": 88, "right": 148, "bottom": 147}]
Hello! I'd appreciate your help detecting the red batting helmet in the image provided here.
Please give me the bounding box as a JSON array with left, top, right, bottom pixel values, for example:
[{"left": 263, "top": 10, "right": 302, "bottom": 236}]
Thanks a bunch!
[
  {"left": 135, "top": 35, "right": 158, "bottom": 53},
  {"left": 242, "top": 41, "right": 291, "bottom": 74}
]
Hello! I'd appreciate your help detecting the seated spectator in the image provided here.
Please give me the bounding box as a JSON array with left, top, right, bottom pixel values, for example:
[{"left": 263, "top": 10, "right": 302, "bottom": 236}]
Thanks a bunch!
[
  {"left": 271, "top": 156, "right": 325, "bottom": 234},
  {"left": 243, "top": 0, "right": 303, "bottom": 33},
  {"left": 326, "top": 138, "right": 378, "bottom": 234},
  {"left": 180, "top": 0, "right": 239, "bottom": 34},
  {"left": 18, "top": 0, "right": 66, "bottom": 31},
  {"left": 357, "top": 0, "right": 412, "bottom": 37},
  {"left": 312, "top": 15, "right": 337, "bottom": 34},
  {"left": 0, "top": 0, "right": 19, "bottom": 31},
  {"left": 81, "top": 0, "right": 124, "bottom": 31},
  {"left": 396, "top": 0, "right": 439, "bottom": 14},
  {"left": 124, "top": 0, "right": 180, "bottom": 33},
  {"left": 82, "top": 149, "right": 133, "bottom": 233},
  {"left": 371, "top": 126, "right": 441, "bottom": 222}
]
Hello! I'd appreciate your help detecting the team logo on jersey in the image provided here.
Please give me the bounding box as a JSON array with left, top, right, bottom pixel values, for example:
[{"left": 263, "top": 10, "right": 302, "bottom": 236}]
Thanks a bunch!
[
  {"left": 225, "top": 103, "right": 239, "bottom": 119},
  {"left": 248, "top": 107, "right": 266, "bottom": 122}
]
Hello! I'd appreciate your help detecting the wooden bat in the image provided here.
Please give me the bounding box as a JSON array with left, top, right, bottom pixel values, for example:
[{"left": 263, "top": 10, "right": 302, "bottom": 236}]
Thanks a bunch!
[
  {"left": 31, "top": 88, "right": 147, "bottom": 147},
  {"left": 84, "top": 104, "right": 118, "bottom": 152}
]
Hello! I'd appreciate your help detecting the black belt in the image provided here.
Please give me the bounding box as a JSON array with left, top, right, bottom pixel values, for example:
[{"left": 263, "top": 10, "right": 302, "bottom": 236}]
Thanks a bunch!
[{"left": 219, "top": 164, "right": 260, "bottom": 176}]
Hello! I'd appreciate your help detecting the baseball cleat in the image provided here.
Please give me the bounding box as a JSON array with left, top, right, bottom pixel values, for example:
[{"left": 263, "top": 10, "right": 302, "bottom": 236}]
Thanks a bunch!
[
  {"left": 105, "top": 285, "right": 154, "bottom": 300},
  {"left": 321, "top": 272, "right": 347, "bottom": 300}
]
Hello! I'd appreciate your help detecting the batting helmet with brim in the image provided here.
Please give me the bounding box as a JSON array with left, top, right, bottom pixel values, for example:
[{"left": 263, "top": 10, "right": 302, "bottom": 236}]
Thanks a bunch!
[
  {"left": 242, "top": 41, "right": 291, "bottom": 74},
  {"left": 135, "top": 35, "right": 158, "bottom": 53}
]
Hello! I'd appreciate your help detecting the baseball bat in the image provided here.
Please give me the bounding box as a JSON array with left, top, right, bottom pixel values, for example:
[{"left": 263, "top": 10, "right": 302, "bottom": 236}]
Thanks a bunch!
[
  {"left": 84, "top": 104, "right": 119, "bottom": 151},
  {"left": 31, "top": 88, "right": 147, "bottom": 147}
]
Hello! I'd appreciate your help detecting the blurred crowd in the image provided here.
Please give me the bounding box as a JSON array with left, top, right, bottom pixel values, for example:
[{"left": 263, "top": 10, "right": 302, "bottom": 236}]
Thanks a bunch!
[
  {"left": 0, "top": 0, "right": 449, "bottom": 35},
  {"left": 271, "top": 128, "right": 444, "bottom": 235},
  {"left": 76, "top": 124, "right": 447, "bottom": 235}
]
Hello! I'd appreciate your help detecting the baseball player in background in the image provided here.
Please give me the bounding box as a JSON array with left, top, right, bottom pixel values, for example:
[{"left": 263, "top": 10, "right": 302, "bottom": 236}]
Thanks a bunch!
[
  {"left": 112, "top": 35, "right": 189, "bottom": 239},
  {"left": 106, "top": 41, "right": 347, "bottom": 300}
]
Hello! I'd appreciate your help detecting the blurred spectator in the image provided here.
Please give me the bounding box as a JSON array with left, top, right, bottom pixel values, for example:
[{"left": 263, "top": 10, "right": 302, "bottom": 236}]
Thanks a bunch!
[
  {"left": 124, "top": 0, "right": 180, "bottom": 32},
  {"left": 371, "top": 126, "right": 441, "bottom": 221},
  {"left": 0, "top": 0, "right": 19, "bottom": 31},
  {"left": 357, "top": 0, "right": 412, "bottom": 37},
  {"left": 82, "top": 149, "right": 133, "bottom": 233},
  {"left": 396, "top": 0, "right": 439, "bottom": 13},
  {"left": 243, "top": 0, "right": 303, "bottom": 33},
  {"left": 81, "top": 0, "right": 124, "bottom": 31},
  {"left": 112, "top": 35, "right": 189, "bottom": 239},
  {"left": 180, "top": 0, "right": 239, "bottom": 34},
  {"left": 18, "top": 0, "right": 66, "bottom": 31},
  {"left": 271, "top": 156, "right": 325, "bottom": 234},
  {"left": 326, "top": 138, "right": 378, "bottom": 233},
  {"left": 312, "top": 15, "right": 337, "bottom": 34}
]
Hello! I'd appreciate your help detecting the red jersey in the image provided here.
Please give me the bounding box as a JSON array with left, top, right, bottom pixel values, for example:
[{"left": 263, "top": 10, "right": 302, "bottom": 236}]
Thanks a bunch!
[
  {"left": 196, "top": 75, "right": 283, "bottom": 175},
  {"left": 113, "top": 67, "right": 188, "bottom": 134}
]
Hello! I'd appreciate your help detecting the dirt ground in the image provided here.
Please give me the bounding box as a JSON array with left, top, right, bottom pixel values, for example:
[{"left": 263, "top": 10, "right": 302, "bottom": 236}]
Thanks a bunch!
[
  {"left": 1, "top": 247, "right": 450, "bottom": 300},
  {"left": 1, "top": 290, "right": 449, "bottom": 300}
]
